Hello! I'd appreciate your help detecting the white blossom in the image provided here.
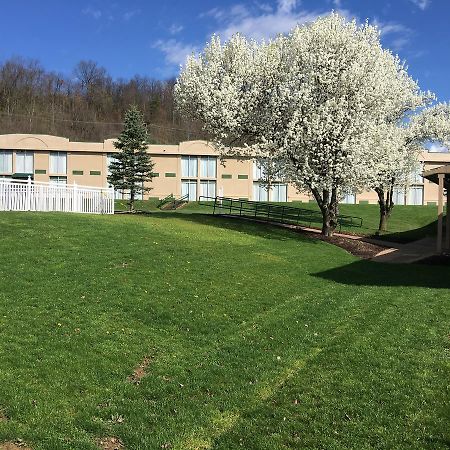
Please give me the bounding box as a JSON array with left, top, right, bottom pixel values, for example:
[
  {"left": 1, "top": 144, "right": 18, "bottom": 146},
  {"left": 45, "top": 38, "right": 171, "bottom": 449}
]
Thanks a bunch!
[{"left": 174, "top": 13, "right": 444, "bottom": 235}]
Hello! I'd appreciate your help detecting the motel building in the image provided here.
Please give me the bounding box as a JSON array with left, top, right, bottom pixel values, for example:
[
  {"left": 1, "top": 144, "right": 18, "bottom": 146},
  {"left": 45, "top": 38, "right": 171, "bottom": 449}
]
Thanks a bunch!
[{"left": 0, "top": 133, "right": 449, "bottom": 205}]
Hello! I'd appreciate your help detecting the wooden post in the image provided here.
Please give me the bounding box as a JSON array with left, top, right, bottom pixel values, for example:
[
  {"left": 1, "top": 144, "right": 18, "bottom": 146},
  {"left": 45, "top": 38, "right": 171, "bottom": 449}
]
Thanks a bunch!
[
  {"left": 446, "top": 182, "right": 450, "bottom": 250},
  {"left": 437, "top": 173, "right": 444, "bottom": 253}
]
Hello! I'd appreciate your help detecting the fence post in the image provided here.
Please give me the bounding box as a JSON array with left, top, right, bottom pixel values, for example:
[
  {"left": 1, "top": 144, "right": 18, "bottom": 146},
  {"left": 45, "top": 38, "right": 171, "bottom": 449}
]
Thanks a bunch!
[
  {"left": 110, "top": 187, "right": 115, "bottom": 214},
  {"left": 26, "top": 176, "right": 32, "bottom": 211},
  {"left": 73, "top": 182, "right": 79, "bottom": 212}
]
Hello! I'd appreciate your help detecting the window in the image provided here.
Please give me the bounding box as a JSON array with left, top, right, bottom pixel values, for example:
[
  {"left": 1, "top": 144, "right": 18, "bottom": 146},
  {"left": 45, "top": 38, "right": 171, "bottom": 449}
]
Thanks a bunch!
[
  {"left": 16, "top": 151, "right": 34, "bottom": 173},
  {"left": 253, "top": 160, "right": 267, "bottom": 181},
  {"left": 200, "top": 156, "right": 217, "bottom": 178},
  {"left": 393, "top": 187, "right": 405, "bottom": 205},
  {"left": 49, "top": 151, "right": 67, "bottom": 174},
  {"left": 181, "top": 180, "right": 197, "bottom": 201},
  {"left": 107, "top": 154, "right": 124, "bottom": 199},
  {"left": 200, "top": 180, "right": 216, "bottom": 199},
  {"left": 253, "top": 182, "right": 268, "bottom": 201},
  {"left": 408, "top": 186, "right": 424, "bottom": 205},
  {"left": 181, "top": 156, "right": 198, "bottom": 177},
  {"left": 341, "top": 192, "right": 356, "bottom": 204},
  {"left": 410, "top": 165, "right": 424, "bottom": 184},
  {"left": 49, "top": 176, "right": 67, "bottom": 185},
  {"left": 0, "top": 151, "right": 12, "bottom": 173},
  {"left": 271, "top": 183, "right": 287, "bottom": 202}
]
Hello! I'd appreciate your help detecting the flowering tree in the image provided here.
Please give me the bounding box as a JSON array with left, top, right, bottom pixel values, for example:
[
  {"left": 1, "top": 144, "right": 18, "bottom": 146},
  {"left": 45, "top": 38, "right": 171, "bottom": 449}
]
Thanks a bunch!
[
  {"left": 175, "top": 14, "right": 431, "bottom": 236},
  {"left": 367, "top": 103, "right": 450, "bottom": 232}
]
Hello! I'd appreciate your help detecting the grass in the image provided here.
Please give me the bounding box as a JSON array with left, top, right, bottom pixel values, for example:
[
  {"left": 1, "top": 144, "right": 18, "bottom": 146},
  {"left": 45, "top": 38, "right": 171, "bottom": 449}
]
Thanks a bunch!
[
  {"left": 0, "top": 211, "right": 449, "bottom": 449},
  {"left": 116, "top": 198, "right": 442, "bottom": 243}
]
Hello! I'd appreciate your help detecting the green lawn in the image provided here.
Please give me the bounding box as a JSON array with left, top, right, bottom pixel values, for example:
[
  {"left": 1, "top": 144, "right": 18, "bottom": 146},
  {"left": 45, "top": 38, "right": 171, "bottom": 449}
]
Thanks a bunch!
[
  {"left": 0, "top": 212, "right": 448, "bottom": 449},
  {"left": 116, "top": 198, "right": 442, "bottom": 243}
]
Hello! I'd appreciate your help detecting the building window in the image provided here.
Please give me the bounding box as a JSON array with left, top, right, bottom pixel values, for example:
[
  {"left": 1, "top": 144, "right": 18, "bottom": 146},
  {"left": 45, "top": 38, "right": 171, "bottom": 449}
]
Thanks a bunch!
[
  {"left": 16, "top": 151, "right": 34, "bottom": 174},
  {"left": 271, "top": 183, "right": 288, "bottom": 202},
  {"left": 410, "top": 165, "right": 424, "bottom": 184},
  {"left": 181, "top": 179, "right": 197, "bottom": 201},
  {"left": 200, "top": 180, "right": 216, "bottom": 199},
  {"left": 49, "top": 176, "right": 67, "bottom": 185},
  {"left": 341, "top": 192, "right": 356, "bottom": 204},
  {"left": 393, "top": 187, "right": 405, "bottom": 205},
  {"left": 49, "top": 151, "right": 67, "bottom": 174},
  {"left": 107, "top": 154, "right": 123, "bottom": 199},
  {"left": 407, "top": 186, "right": 424, "bottom": 205},
  {"left": 107, "top": 154, "right": 118, "bottom": 173},
  {"left": 181, "top": 156, "right": 198, "bottom": 177},
  {"left": 253, "top": 160, "right": 267, "bottom": 181},
  {"left": 200, "top": 156, "right": 217, "bottom": 178},
  {"left": 253, "top": 182, "right": 268, "bottom": 201},
  {"left": 0, "top": 151, "right": 12, "bottom": 174}
]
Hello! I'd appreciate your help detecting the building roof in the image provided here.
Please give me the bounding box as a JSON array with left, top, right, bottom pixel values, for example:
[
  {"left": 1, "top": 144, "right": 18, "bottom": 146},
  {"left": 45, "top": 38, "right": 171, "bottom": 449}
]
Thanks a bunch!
[
  {"left": 422, "top": 164, "right": 450, "bottom": 189},
  {"left": 0, "top": 134, "right": 220, "bottom": 156}
]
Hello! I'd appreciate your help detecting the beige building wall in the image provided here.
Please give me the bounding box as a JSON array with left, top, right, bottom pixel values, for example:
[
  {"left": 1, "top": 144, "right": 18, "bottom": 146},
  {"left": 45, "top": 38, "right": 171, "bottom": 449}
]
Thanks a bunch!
[{"left": 0, "top": 133, "right": 449, "bottom": 205}]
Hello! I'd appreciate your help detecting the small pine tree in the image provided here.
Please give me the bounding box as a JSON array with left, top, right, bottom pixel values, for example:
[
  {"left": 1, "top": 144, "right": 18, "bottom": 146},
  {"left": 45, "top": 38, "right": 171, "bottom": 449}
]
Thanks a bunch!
[{"left": 107, "top": 106, "right": 155, "bottom": 212}]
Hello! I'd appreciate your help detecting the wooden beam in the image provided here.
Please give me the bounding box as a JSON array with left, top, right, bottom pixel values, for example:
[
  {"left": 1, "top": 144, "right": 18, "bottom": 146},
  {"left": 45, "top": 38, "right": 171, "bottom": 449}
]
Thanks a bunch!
[
  {"left": 437, "top": 173, "right": 444, "bottom": 253},
  {"left": 446, "top": 185, "right": 450, "bottom": 250}
]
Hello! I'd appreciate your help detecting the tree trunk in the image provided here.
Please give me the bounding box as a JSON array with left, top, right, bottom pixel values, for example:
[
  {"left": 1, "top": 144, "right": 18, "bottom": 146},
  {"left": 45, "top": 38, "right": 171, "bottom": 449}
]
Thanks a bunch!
[
  {"left": 128, "top": 190, "right": 135, "bottom": 212},
  {"left": 311, "top": 187, "right": 339, "bottom": 237},
  {"left": 375, "top": 186, "right": 394, "bottom": 233}
]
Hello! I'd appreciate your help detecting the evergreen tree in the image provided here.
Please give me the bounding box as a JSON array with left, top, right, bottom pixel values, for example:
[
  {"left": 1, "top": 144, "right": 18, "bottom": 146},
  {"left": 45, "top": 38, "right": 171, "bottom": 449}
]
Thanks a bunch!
[{"left": 107, "top": 106, "right": 155, "bottom": 211}]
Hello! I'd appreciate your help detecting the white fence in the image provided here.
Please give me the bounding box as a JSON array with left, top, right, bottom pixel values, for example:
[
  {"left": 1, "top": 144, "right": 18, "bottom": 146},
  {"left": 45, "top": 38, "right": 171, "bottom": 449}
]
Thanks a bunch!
[{"left": 0, "top": 177, "right": 115, "bottom": 215}]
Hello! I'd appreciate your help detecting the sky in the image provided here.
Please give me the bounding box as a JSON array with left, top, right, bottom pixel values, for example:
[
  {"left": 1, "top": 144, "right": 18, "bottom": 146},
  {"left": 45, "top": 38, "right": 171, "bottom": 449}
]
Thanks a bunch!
[{"left": 1, "top": 0, "right": 450, "bottom": 102}]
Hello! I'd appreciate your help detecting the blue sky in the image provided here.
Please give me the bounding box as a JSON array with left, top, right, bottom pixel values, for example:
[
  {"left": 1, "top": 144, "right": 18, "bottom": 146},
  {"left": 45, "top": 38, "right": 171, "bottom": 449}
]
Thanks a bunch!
[{"left": 1, "top": 0, "right": 449, "bottom": 101}]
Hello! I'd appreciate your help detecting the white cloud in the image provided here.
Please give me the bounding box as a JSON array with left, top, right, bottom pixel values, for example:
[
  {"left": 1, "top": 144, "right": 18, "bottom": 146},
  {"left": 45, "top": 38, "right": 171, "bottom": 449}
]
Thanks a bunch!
[
  {"left": 409, "top": 0, "right": 431, "bottom": 10},
  {"left": 428, "top": 142, "right": 449, "bottom": 152},
  {"left": 208, "top": 1, "right": 325, "bottom": 41},
  {"left": 277, "top": 0, "right": 298, "bottom": 14},
  {"left": 374, "top": 20, "right": 412, "bottom": 51},
  {"left": 123, "top": 9, "right": 140, "bottom": 21},
  {"left": 169, "top": 24, "right": 184, "bottom": 35},
  {"left": 82, "top": 6, "right": 102, "bottom": 20},
  {"left": 153, "top": 39, "right": 198, "bottom": 66}
]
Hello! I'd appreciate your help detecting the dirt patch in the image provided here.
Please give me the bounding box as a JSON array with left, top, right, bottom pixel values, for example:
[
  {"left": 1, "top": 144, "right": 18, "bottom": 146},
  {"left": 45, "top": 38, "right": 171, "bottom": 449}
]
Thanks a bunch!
[
  {"left": 96, "top": 437, "right": 124, "bottom": 450},
  {"left": 0, "top": 442, "right": 32, "bottom": 450},
  {"left": 297, "top": 230, "right": 387, "bottom": 259},
  {"left": 127, "top": 356, "right": 152, "bottom": 385},
  {"left": 0, "top": 411, "right": 7, "bottom": 422}
]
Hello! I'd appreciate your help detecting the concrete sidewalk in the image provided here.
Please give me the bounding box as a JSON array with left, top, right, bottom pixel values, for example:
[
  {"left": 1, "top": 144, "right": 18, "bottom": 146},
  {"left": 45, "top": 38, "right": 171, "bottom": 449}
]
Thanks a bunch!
[{"left": 368, "top": 237, "right": 437, "bottom": 264}]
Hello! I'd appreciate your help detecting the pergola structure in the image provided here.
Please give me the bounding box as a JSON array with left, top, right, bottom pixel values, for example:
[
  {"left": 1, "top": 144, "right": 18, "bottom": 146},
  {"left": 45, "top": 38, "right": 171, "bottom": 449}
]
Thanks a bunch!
[{"left": 422, "top": 164, "right": 450, "bottom": 253}]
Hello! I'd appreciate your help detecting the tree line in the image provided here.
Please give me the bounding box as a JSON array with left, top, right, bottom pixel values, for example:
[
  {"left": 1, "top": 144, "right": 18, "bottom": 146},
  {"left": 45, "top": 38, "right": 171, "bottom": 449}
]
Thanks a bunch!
[{"left": 0, "top": 57, "right": 206, "bottom": 143}]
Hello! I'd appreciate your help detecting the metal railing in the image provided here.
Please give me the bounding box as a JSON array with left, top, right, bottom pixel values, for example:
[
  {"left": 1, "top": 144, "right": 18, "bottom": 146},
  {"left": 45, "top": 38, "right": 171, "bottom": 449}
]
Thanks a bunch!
[
  {"left": 157, "top": 194, "right": 174, "bottom": 208},
  {"left": 158, "top": 193, "right": 189, "bottom": 210},
  {"left": 198, "top": 196, "right": 363, "bottom": 231}
]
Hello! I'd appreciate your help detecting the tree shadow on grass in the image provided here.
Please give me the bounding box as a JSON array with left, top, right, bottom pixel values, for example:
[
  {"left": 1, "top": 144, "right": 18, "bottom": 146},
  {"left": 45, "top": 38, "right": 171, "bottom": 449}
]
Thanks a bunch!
[
  {"left": 313, "top": 258, "right": 450, "bottom": 289},
  {"left": 136, "top": 211, "right": 322, "bottom": 244},
  {"left": 370, "top": 219, "right": 438, "bottom": 244}
]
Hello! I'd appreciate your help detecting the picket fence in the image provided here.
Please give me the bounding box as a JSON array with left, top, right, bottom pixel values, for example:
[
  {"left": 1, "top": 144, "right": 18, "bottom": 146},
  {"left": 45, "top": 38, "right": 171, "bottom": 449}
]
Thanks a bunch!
[{"left": 0, "top": 177, "right": 115, "bottom": 215}]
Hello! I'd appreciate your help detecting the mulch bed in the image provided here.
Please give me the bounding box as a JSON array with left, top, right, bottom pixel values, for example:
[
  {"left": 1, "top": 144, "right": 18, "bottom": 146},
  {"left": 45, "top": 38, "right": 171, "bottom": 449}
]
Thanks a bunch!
[{"left": 296, "top": 229, "right": 388, "bottom": 259}]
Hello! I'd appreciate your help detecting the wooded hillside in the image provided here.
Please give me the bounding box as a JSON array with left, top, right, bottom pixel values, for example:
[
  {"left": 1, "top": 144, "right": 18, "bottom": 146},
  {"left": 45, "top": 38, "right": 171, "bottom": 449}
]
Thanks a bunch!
[{"left": 0, "top": 57, "right": 206, "bottom": 143}]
